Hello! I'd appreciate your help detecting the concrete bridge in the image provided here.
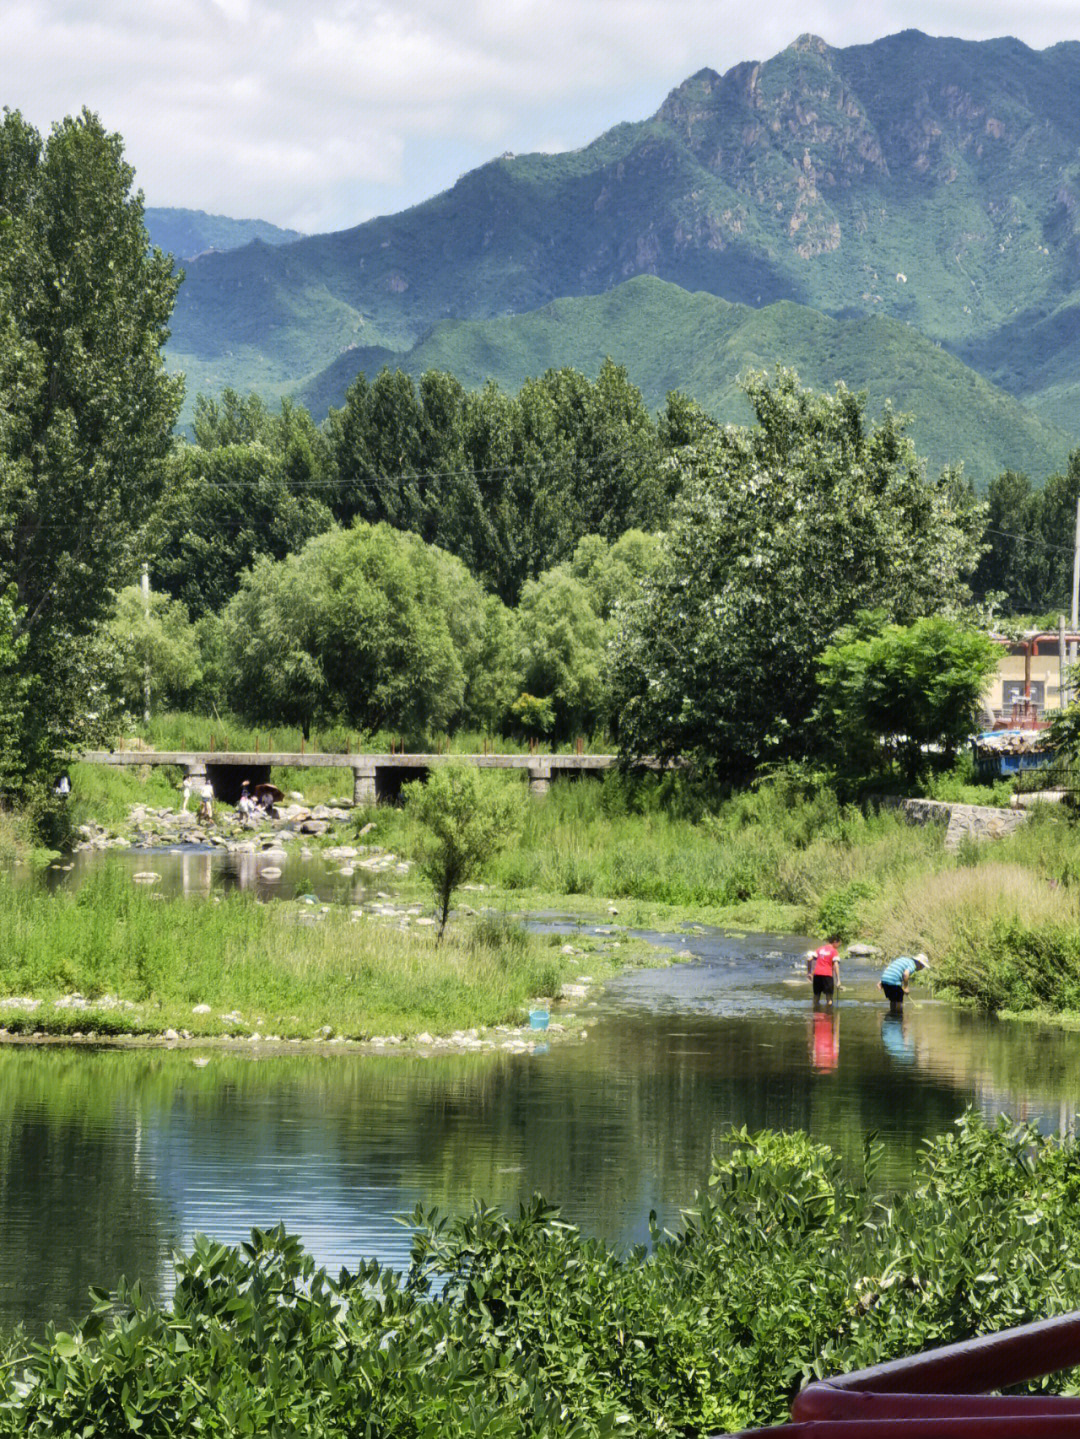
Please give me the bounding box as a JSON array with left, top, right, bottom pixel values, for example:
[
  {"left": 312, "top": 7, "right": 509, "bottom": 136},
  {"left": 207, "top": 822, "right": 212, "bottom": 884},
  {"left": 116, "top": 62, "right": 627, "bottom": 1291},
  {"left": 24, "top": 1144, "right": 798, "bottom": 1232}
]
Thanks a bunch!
[{"left": 79, "top": 750, "right": 622, "bottom": 803}]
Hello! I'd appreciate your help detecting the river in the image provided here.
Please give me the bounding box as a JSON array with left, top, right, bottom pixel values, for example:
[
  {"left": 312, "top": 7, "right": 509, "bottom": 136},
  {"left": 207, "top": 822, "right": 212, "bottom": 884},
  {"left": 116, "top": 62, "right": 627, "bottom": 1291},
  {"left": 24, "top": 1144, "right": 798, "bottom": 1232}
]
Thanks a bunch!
[{"left": 2, "top": 848, "right": 1078, "bottom": 1335}]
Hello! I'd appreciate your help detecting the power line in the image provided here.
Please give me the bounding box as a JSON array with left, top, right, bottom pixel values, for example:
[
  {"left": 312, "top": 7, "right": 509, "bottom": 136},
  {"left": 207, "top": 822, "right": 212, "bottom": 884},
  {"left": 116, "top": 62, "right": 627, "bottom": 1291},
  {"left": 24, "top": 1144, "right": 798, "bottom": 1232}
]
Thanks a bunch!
[{"left": 984, "top": 526, "right": 1075, "bottom": 557}]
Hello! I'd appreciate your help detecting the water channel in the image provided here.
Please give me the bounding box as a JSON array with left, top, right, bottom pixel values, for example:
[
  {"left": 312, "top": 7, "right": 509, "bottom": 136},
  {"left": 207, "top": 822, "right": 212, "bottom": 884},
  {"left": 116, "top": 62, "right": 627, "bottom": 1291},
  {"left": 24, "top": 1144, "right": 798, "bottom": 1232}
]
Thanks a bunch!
[{"left": 2, "top": 846, "right": 1079, "bottom": 1336}]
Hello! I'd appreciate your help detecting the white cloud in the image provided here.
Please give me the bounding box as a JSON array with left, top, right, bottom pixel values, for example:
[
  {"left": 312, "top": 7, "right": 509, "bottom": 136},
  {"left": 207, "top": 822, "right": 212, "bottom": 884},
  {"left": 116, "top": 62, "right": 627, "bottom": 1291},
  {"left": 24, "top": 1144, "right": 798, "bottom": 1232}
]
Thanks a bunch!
[{"left": 1, "top": 0, "right": 1077, "bottom": 234}]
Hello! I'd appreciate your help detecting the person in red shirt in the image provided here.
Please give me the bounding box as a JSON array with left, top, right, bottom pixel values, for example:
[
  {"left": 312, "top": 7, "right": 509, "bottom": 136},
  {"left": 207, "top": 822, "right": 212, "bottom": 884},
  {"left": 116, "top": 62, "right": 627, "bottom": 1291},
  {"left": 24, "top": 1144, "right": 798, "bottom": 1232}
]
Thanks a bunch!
[{"left": 806, "top": 937, "right": 842, "bottom": 1007}]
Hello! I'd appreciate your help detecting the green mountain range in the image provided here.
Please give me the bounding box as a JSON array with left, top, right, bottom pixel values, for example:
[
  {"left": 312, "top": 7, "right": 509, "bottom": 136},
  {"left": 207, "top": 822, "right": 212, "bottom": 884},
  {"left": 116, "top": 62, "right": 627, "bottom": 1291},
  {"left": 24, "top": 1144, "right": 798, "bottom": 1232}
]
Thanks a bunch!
[
  {"left": 165, "top": 30, "right": 1080, "bottom": 473},
  {"left": 145, "top": 209, "right": 303, "bottom": 262}
]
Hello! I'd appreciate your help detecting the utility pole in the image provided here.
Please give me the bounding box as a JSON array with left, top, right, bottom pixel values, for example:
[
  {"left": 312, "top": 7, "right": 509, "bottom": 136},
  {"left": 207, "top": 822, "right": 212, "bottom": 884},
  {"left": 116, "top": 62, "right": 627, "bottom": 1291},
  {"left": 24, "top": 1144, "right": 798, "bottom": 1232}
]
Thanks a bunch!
[
  {"left": 1071, "top": 497, "right": 1080, "bottom": 666},
  {"left": 1060, "top": 614, "right": 1068, "bottom": 710},
  {"left": 142, "top": 561, "right": 151, "bottom": 726}
]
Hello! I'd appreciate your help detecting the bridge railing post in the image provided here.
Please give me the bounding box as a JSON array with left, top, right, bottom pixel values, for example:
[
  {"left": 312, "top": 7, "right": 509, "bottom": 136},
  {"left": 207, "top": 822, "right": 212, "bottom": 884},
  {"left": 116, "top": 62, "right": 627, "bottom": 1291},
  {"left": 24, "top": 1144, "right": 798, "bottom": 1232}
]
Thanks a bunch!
[{"left": 352, "top": 763, "right": 377, "bottom": 806}]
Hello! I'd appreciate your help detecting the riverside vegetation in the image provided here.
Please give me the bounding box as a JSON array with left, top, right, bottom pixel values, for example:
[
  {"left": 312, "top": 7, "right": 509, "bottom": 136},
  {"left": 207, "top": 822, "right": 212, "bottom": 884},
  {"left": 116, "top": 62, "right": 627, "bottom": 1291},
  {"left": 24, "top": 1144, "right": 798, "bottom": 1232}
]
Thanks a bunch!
[
  {"left": 0, "top": 864, "right": 588, "bottom": 1043},
  {"left": 2, "top": 1114, "right": 1079, "bottom": 1436},
  {"left": 31, "top": 751, "right": 1080, "bottom": 1032}
]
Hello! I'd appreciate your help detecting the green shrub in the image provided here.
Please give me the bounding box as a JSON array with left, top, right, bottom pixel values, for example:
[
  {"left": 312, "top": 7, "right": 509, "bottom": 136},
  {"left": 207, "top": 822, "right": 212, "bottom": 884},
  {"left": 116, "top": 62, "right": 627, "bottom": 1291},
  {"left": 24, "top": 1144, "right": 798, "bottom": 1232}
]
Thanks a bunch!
[
  {"left": 816, "top": 880, "right": 875, "bottom": 942},
  {"left": 7, "top": 1115, "right": 1080, "bottom": 1436},
  {"left": 19, "top": 780, "right": 77, "bottom": 853}
]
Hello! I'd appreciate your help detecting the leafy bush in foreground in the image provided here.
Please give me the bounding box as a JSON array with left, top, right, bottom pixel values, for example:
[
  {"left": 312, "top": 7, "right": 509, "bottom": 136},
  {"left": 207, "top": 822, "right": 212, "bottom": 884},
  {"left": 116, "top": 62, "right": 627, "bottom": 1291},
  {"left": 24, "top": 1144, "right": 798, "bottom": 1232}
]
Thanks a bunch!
[{"left": 4, "top": 1114, "right": 1080, "bottom": 1436}]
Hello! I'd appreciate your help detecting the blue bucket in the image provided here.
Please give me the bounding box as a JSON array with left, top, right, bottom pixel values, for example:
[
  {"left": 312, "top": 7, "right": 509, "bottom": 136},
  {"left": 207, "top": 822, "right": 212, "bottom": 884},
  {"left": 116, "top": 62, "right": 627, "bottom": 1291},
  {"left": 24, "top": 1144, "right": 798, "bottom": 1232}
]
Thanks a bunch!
[{"left": 528, "top": 1009, "right": 549, "bottom": 1030}]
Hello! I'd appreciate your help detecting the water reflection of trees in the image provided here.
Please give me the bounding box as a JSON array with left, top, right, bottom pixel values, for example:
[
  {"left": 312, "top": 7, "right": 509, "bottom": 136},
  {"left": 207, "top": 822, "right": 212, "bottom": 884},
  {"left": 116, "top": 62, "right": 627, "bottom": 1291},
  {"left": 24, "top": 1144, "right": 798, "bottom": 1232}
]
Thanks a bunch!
[{"left": 0, "top": 1050, "right": 179, "bottom": 1336}]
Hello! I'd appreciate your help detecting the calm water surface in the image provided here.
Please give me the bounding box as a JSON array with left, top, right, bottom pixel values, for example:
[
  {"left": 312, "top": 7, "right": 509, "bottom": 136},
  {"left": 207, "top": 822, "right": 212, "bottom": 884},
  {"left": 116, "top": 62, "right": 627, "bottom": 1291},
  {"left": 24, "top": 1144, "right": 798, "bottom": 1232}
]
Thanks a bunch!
[{"left": 3, "top": 849, "right": 1080, "bottom": 1334}]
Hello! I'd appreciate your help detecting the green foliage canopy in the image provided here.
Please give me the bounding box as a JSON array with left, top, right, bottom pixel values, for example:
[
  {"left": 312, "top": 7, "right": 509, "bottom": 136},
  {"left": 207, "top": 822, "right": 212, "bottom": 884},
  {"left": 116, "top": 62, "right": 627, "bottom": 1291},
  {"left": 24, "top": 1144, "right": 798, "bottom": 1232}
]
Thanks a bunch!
[
  {"left": 149, "top": 395, "right": 334, "bottom": 619},
  {"left": 974, "top": 453, "right": 1080, "bottom": 617},
  {"left": 610, "top": 370, "right": 986, "bottom": 775},
  {"left": 222, "top": 522, "right": 513, "bottom": 738},
  {"left": 104, "top": 586, "right": 202, "bottom": 717},
  {"left": 817, "top": 613, "right": 1001, "bottom": 783},
  {"left": 327, "top": 360, "right": 669, "bottom": 603}
]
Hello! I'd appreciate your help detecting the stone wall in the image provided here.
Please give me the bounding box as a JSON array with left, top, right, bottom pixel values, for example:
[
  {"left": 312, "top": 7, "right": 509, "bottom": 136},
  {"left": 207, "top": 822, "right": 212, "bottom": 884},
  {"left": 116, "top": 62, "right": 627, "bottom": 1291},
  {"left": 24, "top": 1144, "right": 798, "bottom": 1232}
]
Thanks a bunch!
[{"left": 881, "top": 796, "right": 1029, "bottom": 851}]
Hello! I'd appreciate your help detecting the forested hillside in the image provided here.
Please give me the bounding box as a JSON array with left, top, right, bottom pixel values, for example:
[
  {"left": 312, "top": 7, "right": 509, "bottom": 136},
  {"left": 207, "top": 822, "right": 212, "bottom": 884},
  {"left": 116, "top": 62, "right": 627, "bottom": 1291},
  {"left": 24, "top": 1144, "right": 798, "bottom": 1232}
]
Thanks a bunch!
[
  {"left": 297, "top": 277, "right": 1075, "bottom": 483},
  {"left": 144, "top": 209, "right": 303, "bottom": 261}
]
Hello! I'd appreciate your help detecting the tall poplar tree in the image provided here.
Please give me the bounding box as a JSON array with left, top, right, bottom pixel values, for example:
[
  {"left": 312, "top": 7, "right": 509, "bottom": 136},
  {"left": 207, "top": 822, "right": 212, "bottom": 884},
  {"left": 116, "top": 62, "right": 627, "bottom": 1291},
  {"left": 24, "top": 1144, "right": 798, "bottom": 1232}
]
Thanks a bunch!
[{"left": 0, "top": 108, "right": 182, "bottom": 777}]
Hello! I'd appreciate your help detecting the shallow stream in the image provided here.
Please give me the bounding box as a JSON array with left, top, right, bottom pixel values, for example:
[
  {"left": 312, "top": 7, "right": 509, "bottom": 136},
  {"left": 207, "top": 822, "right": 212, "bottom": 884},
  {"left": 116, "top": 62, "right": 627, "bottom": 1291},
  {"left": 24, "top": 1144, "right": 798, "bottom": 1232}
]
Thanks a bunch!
[{"left": 2, "top": 847, "right": 1079, "bottom": 1335}]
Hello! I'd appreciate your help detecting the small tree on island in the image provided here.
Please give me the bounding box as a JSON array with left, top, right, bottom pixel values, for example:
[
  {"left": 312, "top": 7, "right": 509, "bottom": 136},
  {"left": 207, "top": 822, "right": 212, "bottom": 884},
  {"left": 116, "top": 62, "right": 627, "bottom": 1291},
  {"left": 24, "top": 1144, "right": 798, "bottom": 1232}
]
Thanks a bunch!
[{"left": 405, "top": 767, "right": 525, "bottom": 938}]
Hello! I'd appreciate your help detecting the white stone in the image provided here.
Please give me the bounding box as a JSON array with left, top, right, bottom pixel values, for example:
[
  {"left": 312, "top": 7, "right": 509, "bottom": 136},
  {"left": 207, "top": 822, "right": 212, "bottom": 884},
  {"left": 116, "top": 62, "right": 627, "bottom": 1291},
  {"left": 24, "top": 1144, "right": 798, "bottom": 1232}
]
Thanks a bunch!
[
  {"left": 133, "top": 871, "right": 161, "bottom": 884},
  {"left": 54, "top": 994, "right": 91, "bottom": 1010},
  {"left": 191, "top": 1004, "right": 212, "bottom": 1014}
]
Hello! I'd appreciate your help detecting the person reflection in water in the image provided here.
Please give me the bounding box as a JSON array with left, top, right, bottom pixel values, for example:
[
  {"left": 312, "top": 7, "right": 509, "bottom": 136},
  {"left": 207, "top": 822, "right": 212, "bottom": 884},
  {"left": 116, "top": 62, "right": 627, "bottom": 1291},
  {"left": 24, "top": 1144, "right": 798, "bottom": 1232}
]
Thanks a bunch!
[
  {"left": 810, "top": 1009, "right": 840, "bottom": 1073},
  {"left": 880, "top": 1012, "right": 916, "bottom": 1066}
]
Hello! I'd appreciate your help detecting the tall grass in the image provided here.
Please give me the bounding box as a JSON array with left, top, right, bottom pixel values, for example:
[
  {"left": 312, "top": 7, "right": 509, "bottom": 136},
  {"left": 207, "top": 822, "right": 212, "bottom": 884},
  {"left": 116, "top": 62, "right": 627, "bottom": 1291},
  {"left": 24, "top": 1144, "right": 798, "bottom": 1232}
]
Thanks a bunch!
[
  {"left": 479, "top": 772, "right": 945, "bottom": 921},
  {"left": 127, "top": 711, "right": 610, "bottom": 757},
  {"left": 0, "top": 865, "right": 565, "bottom": 1038},
  {"left": 868, "top": 813, "right": 1080, "bottom": 1013}
]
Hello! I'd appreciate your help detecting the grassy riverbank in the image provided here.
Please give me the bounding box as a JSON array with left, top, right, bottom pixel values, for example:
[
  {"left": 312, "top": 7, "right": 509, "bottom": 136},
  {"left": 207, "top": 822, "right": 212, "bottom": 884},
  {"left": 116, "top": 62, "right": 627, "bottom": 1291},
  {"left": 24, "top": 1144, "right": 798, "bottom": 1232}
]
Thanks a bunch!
[
  {"left": 37, "top": 753, "right": 1080, "bottom": 1023},
  {"left": 3, "top": 1114, "right": 1079, "bottom": 1436},
  {"left": 0, "top": 866, "right": 635, "bottom": 1042},
  {"left": 365, "top": 773, "right": 1080, "bottom": 1018}
]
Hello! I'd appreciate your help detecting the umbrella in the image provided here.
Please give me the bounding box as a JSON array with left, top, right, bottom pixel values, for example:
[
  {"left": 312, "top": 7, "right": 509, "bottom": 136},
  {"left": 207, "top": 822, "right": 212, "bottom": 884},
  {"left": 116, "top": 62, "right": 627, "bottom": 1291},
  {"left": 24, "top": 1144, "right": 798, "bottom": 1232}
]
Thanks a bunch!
[{"left": 255, "top": 782, "right": 285, "bottom": 801}]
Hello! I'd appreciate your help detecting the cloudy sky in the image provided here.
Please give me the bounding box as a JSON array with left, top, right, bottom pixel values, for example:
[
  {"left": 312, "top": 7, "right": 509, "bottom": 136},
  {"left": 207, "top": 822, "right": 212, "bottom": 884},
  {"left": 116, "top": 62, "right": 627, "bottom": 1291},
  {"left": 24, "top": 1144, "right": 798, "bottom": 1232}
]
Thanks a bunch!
[{"left": 3, "top": 0, "right": 1078, "bottom": 236}]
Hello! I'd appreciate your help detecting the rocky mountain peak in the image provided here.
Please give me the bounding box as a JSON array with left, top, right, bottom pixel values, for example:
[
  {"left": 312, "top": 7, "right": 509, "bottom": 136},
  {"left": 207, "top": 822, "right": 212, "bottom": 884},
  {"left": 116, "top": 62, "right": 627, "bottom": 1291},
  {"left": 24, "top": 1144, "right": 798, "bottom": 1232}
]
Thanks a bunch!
[{"left": 789, "top": 34, "right": 833, "bottom": 58}]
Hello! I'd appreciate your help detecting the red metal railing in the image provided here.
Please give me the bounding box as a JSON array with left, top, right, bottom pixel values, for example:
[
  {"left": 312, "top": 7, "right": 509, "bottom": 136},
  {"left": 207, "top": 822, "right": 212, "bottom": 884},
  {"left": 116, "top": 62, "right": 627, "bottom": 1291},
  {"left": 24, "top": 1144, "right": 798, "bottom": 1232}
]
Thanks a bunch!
[{"left": 724, "top": 1311, "right": 1080, "bottom": 1437}]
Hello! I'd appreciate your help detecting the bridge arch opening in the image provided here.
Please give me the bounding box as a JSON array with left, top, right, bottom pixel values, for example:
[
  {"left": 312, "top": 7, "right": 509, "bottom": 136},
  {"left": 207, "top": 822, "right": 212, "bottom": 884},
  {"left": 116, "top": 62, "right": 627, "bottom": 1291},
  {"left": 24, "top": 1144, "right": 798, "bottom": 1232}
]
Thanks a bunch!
[{"left": 203, "top": 764, "right": 273, "bottom": 805}]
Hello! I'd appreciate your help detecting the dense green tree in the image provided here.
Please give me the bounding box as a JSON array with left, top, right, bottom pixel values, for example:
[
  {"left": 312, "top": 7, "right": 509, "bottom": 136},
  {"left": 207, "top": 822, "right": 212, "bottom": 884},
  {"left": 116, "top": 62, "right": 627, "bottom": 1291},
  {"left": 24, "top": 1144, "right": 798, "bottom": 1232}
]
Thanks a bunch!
[
  {"left": 658, "top": 390, "right": 717, "bottom": 451},
  {"left": 610, "top": 370, "right": 985, "bottom": 775},
  {"left": 427, "top": 546, "right": 518, "bottom": 732},
  {"left": 191, "top": 387, "right": 273, "bottom": 449},
  {"left": 817, "top": 613, "right": 1001, "bottom": 783},
  {"left": 973, "top": 453, "right": 1080, "bottom": 617},
  {"left": 567, "top": 529, "right": 663, "bottom": 621},
  {"left": 0, "top": 586, "right": 29, "bottom": 796},
  {"left": 148, "top": 441, "right": 333, "bottom": 618},
  {"left": 327, "top": 361, "right": 670, "bottom": 603},
  {"left": 1036, "top": 454, "right": 1080, "bottom": 612},
  {"left": 104, "top": 586, "right": 202, "bottom": 718},
  {"left": 516, "top": 570, "right": 606, "bottom": 740},
  {"left": 508, "top": 533, "right": 662, "bottom": 740},
  {"left": 0, "top": 108, "right": 182, "bottom": 775},
  {"left": 222, "top": 523, "right": 509, "bottom": 738}
]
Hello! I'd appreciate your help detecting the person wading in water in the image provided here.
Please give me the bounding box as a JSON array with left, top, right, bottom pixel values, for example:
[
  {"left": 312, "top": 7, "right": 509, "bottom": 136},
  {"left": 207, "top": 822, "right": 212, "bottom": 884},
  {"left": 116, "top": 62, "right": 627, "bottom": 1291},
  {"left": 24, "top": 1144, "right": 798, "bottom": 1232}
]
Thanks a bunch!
[
  {"left": 878, "top": 952, "right": 929, "bottom": 1014},
  {"left": 806, "top": 937, "right": 842, "bottom": 1007}
]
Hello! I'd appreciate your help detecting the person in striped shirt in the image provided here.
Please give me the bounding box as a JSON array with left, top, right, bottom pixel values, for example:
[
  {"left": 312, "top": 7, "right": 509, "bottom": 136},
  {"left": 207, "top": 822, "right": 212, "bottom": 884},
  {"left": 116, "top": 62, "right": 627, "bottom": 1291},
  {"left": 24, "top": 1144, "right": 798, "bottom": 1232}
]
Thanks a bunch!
[{"left": 879, "top": 953, "right": 929, "bottom": 1013}]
